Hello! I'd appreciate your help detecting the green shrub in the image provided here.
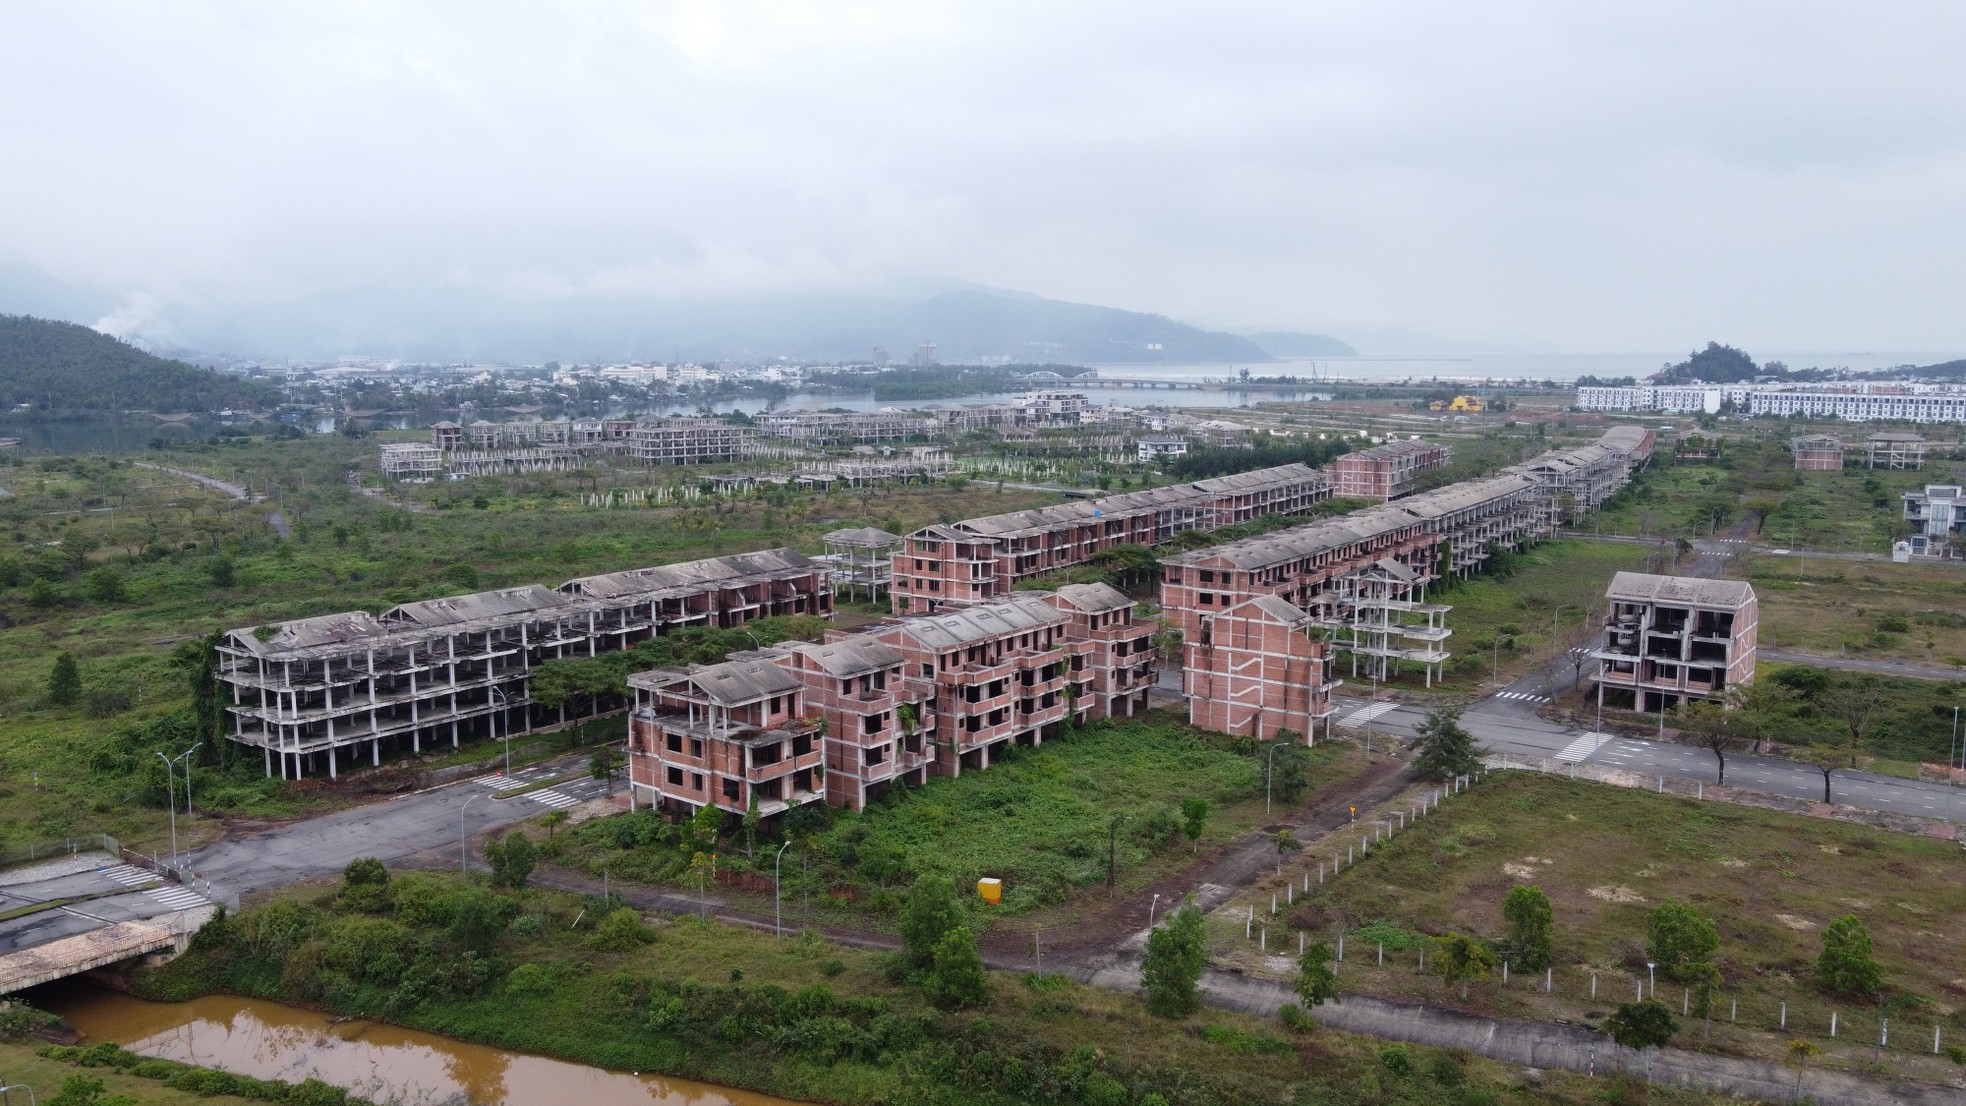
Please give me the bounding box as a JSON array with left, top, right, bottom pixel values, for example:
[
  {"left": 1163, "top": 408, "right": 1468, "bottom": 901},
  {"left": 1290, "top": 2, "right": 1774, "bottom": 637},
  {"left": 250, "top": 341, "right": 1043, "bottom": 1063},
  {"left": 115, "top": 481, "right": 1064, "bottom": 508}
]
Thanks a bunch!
[
  {"left": 591, "top": 908, "right": 656, "bottom": 951},
  {"left": 506, "top": 963, "right": 552, "bottom": 997}
]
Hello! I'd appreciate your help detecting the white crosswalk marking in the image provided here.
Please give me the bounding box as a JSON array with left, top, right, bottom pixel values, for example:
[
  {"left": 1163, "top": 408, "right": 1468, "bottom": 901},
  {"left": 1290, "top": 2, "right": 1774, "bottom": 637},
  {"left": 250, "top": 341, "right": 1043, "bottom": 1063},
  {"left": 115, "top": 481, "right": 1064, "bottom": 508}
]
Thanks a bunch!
[
  {"left": 1495, "top": 691, "right": 1552, "bottom": 703},
  {"left": 530, "top": 788, "right": 580, "bottom": 809},
  {"left": 100, "top": 864, "right": 157, "bottom": 888},
  {"left": 144, "top": 887, "right": 207, "bottom": 911},
  {"left": 1339, "top": 701, "right": 1400, "bottom": 728},
  {"left": 468, "top": 774, "right": 503, "bottom": 788},
  {"left": 1555, "top": 731, "right": 1614, "bottom": 763}
]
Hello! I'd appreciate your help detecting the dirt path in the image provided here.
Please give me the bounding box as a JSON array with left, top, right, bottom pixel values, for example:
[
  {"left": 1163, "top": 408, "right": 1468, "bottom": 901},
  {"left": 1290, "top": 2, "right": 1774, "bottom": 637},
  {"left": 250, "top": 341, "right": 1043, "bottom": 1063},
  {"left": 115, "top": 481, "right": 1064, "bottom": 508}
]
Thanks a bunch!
[{"left": 976, "top": 756, "right": 1418, "bottom": 964}]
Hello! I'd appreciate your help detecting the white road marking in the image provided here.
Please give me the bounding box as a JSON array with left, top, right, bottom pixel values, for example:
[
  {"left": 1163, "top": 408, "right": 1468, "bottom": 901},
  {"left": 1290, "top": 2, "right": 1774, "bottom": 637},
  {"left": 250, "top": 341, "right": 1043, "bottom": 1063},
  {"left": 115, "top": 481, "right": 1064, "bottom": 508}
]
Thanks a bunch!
[
  {"left": 530, "top": 789, "right": 580, "bottom": 809},
  {"left": 1339, "top": 702, "right": 1401, "bottom": 728},
  {"left": 1555, "top": 732, "right": 1615, "bottom": 763},
  {"left": 144, "top": 887, "right": 207, "bottom": 911}
]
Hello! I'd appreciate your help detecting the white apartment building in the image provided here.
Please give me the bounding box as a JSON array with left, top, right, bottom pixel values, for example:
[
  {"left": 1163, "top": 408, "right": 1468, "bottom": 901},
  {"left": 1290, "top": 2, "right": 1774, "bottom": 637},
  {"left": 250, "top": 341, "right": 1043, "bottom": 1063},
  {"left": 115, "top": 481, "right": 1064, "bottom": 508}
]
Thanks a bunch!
[{"left": 1748, "top": 391, "right": 1966, "bottom": 423}]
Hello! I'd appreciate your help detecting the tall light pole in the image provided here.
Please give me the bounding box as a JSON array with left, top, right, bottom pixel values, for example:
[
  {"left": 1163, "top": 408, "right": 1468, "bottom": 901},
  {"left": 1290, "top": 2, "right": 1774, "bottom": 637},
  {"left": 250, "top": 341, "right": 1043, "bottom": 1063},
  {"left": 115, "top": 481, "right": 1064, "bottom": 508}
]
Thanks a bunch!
[
  {"left": 175, "top": 742, "right": 203, "bottom": 817},
  {"left": 774, "top": 838, "right": 794, "bottom": 938},
  {"left": 154, "top": 751, "right": 178, "bottom": 868},
  {"left": 1147, "top": 891, "right": 1162, "bottom": 934},
  {"left": 460, "top": 794, "right": 484, "bottom": 873},
  {"left": 489, "top": 686, "right": 511, "bottom": 778},
  {"left": 155, "top": 743, "right": 202, "bottom": 867}
]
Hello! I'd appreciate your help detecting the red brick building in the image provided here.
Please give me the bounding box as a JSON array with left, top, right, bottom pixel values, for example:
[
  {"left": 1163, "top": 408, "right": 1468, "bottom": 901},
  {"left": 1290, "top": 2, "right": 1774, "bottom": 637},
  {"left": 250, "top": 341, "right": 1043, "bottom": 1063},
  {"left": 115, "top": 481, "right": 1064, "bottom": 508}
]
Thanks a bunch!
[
  {"left": 1790, "top": 434, "right": 1845, "bottom": 471},
  {"left": 1328, "top": 439, "right": 1451, "bottom": 501},
  {"left": 626, "top": 659, "right": 825, "bottom": 822},
  {"left": 890, "top": 464, "right": 1329, "bottom": 614},
  {"left": 1185, "top": 595, "right": 1339, "bottom": 741},
  {"left": 770, "top": 637, "right": 938, "bottom": 809}
]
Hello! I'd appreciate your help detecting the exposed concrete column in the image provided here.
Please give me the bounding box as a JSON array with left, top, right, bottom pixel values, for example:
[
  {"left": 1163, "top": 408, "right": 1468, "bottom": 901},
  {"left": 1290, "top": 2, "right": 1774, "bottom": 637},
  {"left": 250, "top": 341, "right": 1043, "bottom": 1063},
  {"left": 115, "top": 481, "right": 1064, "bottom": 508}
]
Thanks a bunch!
[{"left": 372, "top": 739, "right": 380, "bottom": 766}]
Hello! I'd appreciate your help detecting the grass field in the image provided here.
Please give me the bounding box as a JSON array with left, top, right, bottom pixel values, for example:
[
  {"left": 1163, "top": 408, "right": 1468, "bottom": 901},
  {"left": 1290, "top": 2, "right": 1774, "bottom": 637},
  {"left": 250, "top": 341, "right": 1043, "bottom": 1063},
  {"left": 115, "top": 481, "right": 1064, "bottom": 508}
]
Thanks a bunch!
[
  {"left": 1366, "top": 539, "right": 1659, "bottom": 696},
  {"left": 550, "top": 710, "right": 1366, "bottom": 932},
  {"left": 1233, "top": 771, "right": 1966, "bottom": 1079},
  {"left": 0, "top": 438, "right": 1067, "bottom": 854},
  {"left": 1737, "top": 554, "right": 1966, "bottom": 667}
]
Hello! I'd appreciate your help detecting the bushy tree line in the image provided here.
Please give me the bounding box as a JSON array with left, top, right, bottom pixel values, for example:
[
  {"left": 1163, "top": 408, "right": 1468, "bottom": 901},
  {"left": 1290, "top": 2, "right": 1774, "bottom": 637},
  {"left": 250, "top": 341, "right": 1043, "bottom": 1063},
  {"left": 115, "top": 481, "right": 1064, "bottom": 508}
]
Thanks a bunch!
[{"left": 0, "top": 314, "right": 280, "bottom": 413}]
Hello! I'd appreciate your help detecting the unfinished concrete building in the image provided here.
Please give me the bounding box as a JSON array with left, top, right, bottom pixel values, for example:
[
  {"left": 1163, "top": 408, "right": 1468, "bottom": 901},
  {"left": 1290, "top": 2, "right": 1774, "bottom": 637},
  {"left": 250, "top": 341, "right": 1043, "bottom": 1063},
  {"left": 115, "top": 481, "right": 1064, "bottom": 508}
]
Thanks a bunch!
[
  {"left": 1328, "top": 439, "right": 1451, "bottom": 500},
  {"left": 215, "top": 550, "right": 831, "bottom": 777},
  {"left": 764, "top": 637, "right": 938, "bottom": 808},
  {"left": 818, "top": 527, "right": 903, "bottom": 602},
  {"left": 1790, "top": 434, "right": 1845, "bottom": 471},
  {"left": 1591, "top": 573, "right": 1756, "bottom": 713},
  {"left": 1185, "top": 595, "right": 1339, "bottom": 742},
  {"left": 1165, "top": 426, "right": 1651, "bottom": 720},
  {"left": 379, "top": 443, "right": 443, "bottom": 481},
  {"left": 443, "top": 447, "right": 580, "bottom": 477},
  {"left": 891, "top": 463, "right": 1329, "bottom": 613},
  {"left": 429, "top": 421, "right": 464, "bottom": 449},
  {"left": 626, "top": 417, "right": 753, "bottom": 465},
  {"left": 626, "top": 660, "right": 825, "bottom": 823},
  {"left": 1866, "top": 432, "right": 1926, "bottom": 470},
  {"left": 755, "top": 410, "right": 938, "bottom": 445}
]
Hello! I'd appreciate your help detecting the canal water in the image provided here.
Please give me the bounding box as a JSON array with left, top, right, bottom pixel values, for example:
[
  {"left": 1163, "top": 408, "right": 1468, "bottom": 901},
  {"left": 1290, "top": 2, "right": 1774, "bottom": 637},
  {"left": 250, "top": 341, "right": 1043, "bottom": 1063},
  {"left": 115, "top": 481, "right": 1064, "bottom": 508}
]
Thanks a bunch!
[{"left": 39, "top": 983, "right": 803, "bottom": 1106}]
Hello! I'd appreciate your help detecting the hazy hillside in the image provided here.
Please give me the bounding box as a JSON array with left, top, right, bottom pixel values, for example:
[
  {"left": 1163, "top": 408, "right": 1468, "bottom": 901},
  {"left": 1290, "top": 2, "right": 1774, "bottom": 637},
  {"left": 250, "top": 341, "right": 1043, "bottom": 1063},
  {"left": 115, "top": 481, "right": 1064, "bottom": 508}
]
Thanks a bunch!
[
  {"left": 807, "top": 290, "right": 1275, "bottom": 364},
  {"left": 0, "top": 314, "right": 280, "bottom": 414},
  {"left": 1245, "top": 330, "right": 1358, "bottom": 358}
]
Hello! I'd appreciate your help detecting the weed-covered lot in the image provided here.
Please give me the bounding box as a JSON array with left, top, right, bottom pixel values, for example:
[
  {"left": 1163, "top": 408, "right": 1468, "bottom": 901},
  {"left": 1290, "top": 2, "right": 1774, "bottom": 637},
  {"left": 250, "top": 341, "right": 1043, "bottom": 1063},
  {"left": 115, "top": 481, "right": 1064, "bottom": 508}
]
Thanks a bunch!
[
  {"left": 550, "top": 711, "right": 1364, "bottom": 930},
  {"left": 1738, "top": 554, "right": 1966, "bottom": 668},
  {"left": 1256, "top": 772, "right": 1966, "bottom": 1078}
]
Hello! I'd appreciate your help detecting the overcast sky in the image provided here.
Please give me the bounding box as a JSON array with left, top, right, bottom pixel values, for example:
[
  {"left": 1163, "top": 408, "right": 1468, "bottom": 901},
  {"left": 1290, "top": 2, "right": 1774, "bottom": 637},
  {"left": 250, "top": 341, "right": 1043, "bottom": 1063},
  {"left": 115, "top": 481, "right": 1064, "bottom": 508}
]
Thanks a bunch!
[{"left": 5, "top": 2, "right": 1965, "bottom": 354}]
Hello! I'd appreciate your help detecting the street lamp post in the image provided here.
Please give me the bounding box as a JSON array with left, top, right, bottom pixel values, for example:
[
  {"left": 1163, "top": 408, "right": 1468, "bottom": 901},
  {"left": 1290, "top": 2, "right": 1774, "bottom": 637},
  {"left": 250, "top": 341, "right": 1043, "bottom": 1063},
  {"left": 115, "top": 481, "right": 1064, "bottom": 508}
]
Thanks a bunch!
[
  {"left": 1647, "top": 961, "right": 1656, "bottom": 998},
  {"left": 154, "top": 751, "right": 178, "bottom": 868},
  {"left": 0, "top": 1079, "right": 37, "bottom": 1106},
  {"left": 154, "top": 743, "right": 202, "bottom": 868},
  {"left": 489, "top": 686, "right": 511, "bottom": 778},
  {"left": 774, "top": 838, "right": 794, "bottom": 938},
  {"left": 460, "top": 795, "right": 484, "bottom": 873},
  {"left": 1147, "top": 891, "right": 1162, "bottom": 933}
]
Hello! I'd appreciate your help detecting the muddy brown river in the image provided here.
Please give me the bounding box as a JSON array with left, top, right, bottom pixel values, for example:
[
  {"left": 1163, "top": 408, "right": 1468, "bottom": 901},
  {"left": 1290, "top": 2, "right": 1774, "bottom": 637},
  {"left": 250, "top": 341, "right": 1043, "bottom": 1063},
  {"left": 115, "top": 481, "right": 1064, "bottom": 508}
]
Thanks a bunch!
[{"left": 40, "top": 984, "right": 804, "bottom": 1106}]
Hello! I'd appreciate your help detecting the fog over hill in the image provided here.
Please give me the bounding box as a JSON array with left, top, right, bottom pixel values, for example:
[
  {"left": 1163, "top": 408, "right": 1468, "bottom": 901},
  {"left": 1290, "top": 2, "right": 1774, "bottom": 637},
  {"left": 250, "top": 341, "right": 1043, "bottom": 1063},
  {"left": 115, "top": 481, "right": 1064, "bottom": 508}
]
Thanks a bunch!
[{"left": 0, "top": 263, "right": 1345, "bottom": 365}]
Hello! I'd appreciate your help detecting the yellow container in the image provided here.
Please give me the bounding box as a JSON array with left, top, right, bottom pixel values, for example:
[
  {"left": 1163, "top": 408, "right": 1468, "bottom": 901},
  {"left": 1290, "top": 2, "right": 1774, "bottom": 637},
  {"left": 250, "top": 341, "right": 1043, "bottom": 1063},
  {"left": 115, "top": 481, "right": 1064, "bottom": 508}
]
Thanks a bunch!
[{"left": 976, "top": 877, "right": 1002, "bottom": 904}]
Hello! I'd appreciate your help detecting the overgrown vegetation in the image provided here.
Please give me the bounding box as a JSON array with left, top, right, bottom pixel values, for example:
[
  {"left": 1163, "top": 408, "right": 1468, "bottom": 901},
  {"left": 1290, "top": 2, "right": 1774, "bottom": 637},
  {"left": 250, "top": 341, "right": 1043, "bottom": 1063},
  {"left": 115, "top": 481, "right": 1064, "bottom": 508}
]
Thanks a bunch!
[{"left": 130, "top": 865, "right": 1641, "bottom": 1106}]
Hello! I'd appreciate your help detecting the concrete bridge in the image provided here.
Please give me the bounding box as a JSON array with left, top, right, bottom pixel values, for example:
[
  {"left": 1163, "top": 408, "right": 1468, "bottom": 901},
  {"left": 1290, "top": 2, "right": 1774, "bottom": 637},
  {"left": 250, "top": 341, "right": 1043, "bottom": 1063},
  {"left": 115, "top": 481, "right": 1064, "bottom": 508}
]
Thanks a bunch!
[{"left": 0, "top": 850, "right": 215, "bottom": 994}]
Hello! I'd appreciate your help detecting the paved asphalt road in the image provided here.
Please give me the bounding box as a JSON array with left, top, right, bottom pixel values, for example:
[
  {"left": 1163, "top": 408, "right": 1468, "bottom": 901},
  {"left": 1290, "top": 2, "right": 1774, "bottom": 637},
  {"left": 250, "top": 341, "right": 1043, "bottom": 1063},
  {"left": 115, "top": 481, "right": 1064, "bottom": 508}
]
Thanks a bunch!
[
  {"left": 183, "top": 754, "right": 617, "bottom": 903},
  {"left": 1336, "top": 654, "right": 1966, "bottom": 825}
]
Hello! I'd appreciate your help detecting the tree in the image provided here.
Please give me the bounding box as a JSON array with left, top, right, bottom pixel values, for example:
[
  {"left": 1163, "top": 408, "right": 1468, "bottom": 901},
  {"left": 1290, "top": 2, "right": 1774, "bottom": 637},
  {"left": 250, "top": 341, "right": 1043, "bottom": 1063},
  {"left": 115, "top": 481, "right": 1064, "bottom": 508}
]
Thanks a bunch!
[
  {"left": 1602, "top": 998, "right": 1677, "bottom": 1074},
  {"left": 1429, "top": 932, "right": 1499, "bottom": 1000},
  {"left": 1676, "top": 699, "right": 1738, "bottom": 785},
  {"left": 1142, "top": 897, "right": 1206, "bottom": 1017},
  {"left": 1269, "top": 737, "right": 1311, "bottom": 801},
  {"left": 688, "top": 800, "right": 722, "bottom": 853},
  {"left": 1179, "top": 797, "right": 1210, "bottom": 856},
  {"left": 1785, "top": 1039, "right": 1821, "bottom": 1102},
  {"left": 1413, "top": 709, "right": 1482, "bottom": 783},
  {"left": 1816, "top": 915, "right": 1882, "bottom": 997},
  {"left": 46, "top": 652, "right": 82, "bottom": 707},
  {"left": 900, "top": 874, "right": 964, "bottom": 969},
  {"left": 1272, "top": 828, "right": 1301, "bottom": 875},
  {"left": 741, "top": 792, "right": 762, "bottom": 858},
  {"left": 924, "top": 924, "right": 989, "bottom": 1009},
  {"left": 342, "top": 857, "right": 388, "bottom": 887},
  {"left": 499, "top": 828, "right": 536, "bottom": 890},
  {"left": 207, "top": 556, "right": 235, "bottom": 588},
  {"left": 1646, "top": 899, "right": 1719, "bottom": 983},
  {"left": 589, "top": 745, "right": 624, "bottom": 796},
  {"left": 1295, "top": 940, "right": 1340, "bottom": 1008},
  {"left": 540, "top": 809, "right": 569, "bottom": 838},
  {"left": 81, "top": 565, "right": 127, "bottom": 603},
  {"left": 1825, "top": 677, "right": 1881, "bottom": 770},
  {"left": 1501, "top": 885, "right": 1554, "bottom": 972}
]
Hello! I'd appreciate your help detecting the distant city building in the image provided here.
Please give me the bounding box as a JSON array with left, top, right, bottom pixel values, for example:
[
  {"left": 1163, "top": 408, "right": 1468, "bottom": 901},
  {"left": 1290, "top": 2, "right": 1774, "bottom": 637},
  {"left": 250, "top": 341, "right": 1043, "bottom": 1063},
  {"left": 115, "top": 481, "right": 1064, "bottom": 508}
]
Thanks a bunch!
[
  {"left": 1579, "top": 381, "right": 1966, "bottom": 423},
  {"left": 1137, "top": 435, "right": 1189, "bottom": 464},
  {"left": 911, "top": 341, "right": 938, "bottom": 367}
]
